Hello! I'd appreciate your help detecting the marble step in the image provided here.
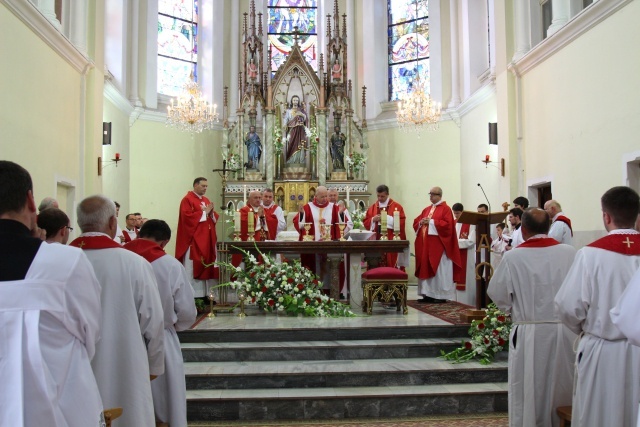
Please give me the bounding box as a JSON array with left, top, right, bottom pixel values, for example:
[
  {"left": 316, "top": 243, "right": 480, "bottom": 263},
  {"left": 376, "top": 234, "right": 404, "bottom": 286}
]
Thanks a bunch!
[
  {"left": 181, "top": 337, "right": 463, "bottom": 362},
  {"left": 186, "top": 382, "right": 508, "bottom": 421},
  {"left": 179, "top": 324, "right": 470, "bottom": 344},
  {"left": 184, "top": 357, "right": 508, "bottom": 390}
]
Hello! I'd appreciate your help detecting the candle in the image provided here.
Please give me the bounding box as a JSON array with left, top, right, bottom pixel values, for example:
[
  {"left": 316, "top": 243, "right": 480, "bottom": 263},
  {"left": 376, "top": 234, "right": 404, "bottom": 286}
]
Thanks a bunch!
[
  {"left": 485, "top": 154, "right": 490, "bottom": 162},
  {"left": 234, "top": 210, "right": 240, "bottom": 232},
  {"left": 115, "top": 153, "right": 120, "bottom": 160},
  {"left": 247, "top": 209, "right": 254, "bottom": 233},
  {"left": 243, "top": 185, "right": 247, "bottom": 205},
  {"left": 346, "top": 186, "right": 350, "bottom": 206},
  {"left": 393, "top": 209, "right": 400, "bottom": 232},
  {"left": 380, "top": 208, "right": 387, "bottom": 234}
]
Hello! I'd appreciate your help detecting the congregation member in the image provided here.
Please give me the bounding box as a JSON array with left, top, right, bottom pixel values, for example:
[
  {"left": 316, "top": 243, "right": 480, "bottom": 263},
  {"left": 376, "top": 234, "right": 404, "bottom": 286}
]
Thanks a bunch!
[
  {"left": 134, "top": 212, "right": 143, "bottom": 230},
  {"left": 72, "top": 195, "right": 165, "bottom": 427},
  {"left": 125, "top": 219, "right": 196, "bottom": 427},
  {"left": 555, "top": 186, "right": 640, "bottom": 427},
  {"left": 611, "top": 266, "right": 640, "bottom": 346},
  {"left": 0, "top": 161, "right": 104, "bottom": 426},
  {"left": 513, "top": 196, "right": 529, "bottom": 210},
  {"left": 175, "top": 177, "right": 219, "bottom": 299},
  {"left": 37, "top": 196, "right": 58, "bottom": 213},
  {"left": 452, "top": 203, "right": 475, "bottom": 292},
  {"left": 505, "top": 207, "right": 523, "bottom": 250},
  {"left": 414, "top": 187, "right": 460, "bottom": 303},
  {"left": 113, "top": 200, "right": 126, "bottom": 244},
  {"left": 37, "top": 207, "right": 72, "bottom": 244},
  {"left": 544, "top": 199, "right": 573, "bottom": 245},
  {"left": 363, "top": 184, "right": 408, "bottom": 269},
  {"left": 262, "top": 188, "right": 286, "bottom": 236},
  {"left": 488, "top": 208, "right": 576, "bottom": 427},
  {"left": 123, "top": 213, "right": 138, "bottom": 243}
]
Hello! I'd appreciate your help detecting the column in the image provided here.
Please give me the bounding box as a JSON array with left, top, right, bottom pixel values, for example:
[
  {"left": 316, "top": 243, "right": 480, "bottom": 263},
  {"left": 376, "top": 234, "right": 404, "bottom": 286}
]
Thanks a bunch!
[
  {"left": 346, "top": 0, "right": 356, "bottom": 113},
  {"left": 317, "top": 110, "right": 327, "bottom": 185},
  {"left": 547, "top": 0, "right": 570, "bottom": 36},
  {"left": 68, "top": 1, "right": 88, "bottom": 54},
  {"left": 512, "top": 0, "right": 531, "bottom": 61},
  {"left": 230, "top": 0, "right": 240, "bottom": 122},
  {"left": 448, "top": 0, "right": 461, "bottom": 108},
  {"left": 265, "top": 110, "right": 275, "bottom": 188},
  {"left": 34, "top": 0, "right": 61, "bottom": 30}
]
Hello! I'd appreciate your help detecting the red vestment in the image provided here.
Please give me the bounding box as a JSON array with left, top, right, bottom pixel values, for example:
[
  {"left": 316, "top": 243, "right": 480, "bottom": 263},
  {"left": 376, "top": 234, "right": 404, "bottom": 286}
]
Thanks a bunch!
[
  {"left": 293, "top": 202, "right": 340, "bottom": 276},
  {"left": 231, "top": 205, "right": 280, "bottom": 266},
  {"left": 555, "top": 215, "right": 573, "bottom": 236},
  {"left": 453, "top": 222, "right": 471, "bottom": 290},
  {"left": 413, "top": 202, "right": 461, "bottom": 280},
  {"left": 363, "top": 199, "right": 407, "bottom": 268},
  {"left": 175, "top": 191, "right": 219, "bottom": 280},
  {"left": 122, "top": 228, "right": 137, "bottom": 244}
]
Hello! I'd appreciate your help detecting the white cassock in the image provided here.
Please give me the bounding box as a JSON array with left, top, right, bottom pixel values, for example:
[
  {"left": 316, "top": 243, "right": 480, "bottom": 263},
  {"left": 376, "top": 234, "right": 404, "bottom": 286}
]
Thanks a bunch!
[
  {"left": 82, "top": 234, "right": 165, "bottom": 427},
  {"left": 114, "top": 223, "right": 125, "bottom": 244},
  {"left": 268, "top": 203, "right": 287, "bottom": 235},
  {"left": 611, "top": 266, "right": 640, "bottom": 345},
  {"left": 0, "top": 243, "right": 104, "bottom": 427},
  {"left": 490, "top": 235, "right": 509, "bottom": 269},
  {"left": 488, "top": 237, "right": 577, "bottom": 427},
  {"left": 510, "top": 226, "right": 523, "bottom": 248},
  {"left": 549, "top": 213, "right": 573, "bottom": 245},
  {"left": 455, "top": 223, "right": 476, "bottom": 305},
  {"left": 149, "top": 254, "right": 197, "bottom": 427},
  {"left": 555, "top": 230, "right": 640, "bottom": 427}
]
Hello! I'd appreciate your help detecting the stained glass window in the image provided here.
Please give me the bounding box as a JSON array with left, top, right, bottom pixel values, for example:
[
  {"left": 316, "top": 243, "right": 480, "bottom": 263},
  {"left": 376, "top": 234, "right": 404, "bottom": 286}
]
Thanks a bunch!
[
  {"left": 158, "top": 0, "right": 198, "bottom": 96},
  {"left": 388, "top": 0, "right": 430, "bottom": 101},
  {"left": 267, "top": 0, "right": 318, "bottom": 72}
]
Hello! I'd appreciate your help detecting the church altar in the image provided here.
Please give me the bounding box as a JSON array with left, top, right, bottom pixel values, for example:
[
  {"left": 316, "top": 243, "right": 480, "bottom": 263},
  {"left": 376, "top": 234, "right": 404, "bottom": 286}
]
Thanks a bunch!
[{"left": 224, "top": 240, "right": 410, "bottom": 311}]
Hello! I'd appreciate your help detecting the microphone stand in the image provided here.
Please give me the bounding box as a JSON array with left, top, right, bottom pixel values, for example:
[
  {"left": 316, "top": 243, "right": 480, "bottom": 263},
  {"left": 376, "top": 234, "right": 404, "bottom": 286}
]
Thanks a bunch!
[{"left": 477, "top": 183, "right": 491, "bottom": 213}]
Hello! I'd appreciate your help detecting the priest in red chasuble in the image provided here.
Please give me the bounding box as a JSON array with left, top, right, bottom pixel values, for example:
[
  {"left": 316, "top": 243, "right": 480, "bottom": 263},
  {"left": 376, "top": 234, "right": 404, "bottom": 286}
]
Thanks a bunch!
[
  {"left": 175, "top": 177, "right": 219, "bottom": 298},
  {"left": 414, "top": 187, "right": 461, "bottom": 303},
  {"left": 364, "top": 184, "right": 408, "bottom": 269},
  {"left": 232, "top": 190, "right": 279, "bottom": 266}
]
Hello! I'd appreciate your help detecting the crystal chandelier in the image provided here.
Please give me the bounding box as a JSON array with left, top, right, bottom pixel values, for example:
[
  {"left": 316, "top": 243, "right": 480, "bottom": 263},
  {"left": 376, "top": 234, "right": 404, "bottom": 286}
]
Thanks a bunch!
[
  {"left": 166, "top": 73, "right": 219, "bottom": 133},
  {"left": 396, "top": 0, "right": 441, "bottom": 134}
]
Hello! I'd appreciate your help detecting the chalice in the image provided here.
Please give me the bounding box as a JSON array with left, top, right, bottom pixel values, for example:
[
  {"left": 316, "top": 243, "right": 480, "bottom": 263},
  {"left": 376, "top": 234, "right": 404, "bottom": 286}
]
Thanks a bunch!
[
  {"left": 338, "top": 223, "right": 346, "bottom": 241},
  {"left": 303, "top": 223, "right": 312, "bottom": 241}
]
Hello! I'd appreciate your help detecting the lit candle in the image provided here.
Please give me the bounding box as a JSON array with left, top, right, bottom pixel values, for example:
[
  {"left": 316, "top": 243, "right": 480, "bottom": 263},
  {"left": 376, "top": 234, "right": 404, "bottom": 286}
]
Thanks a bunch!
[
  {"left": 115, "top": 153, "right": 120, "bottom": 160},
  {"left": 380, "top": 208, "right": 387, "bottom": 234},
  {"left": 393, "top": 209, "right": 400, "bottom": 232},
  {"left": 485, "top": 154, "right": 490, "bottom": 162},
  {"left": 243, "top": 185, "right": 247, "bottom": 205},
  {"left": 234, "top": 210, "right": 240, "bottom": 232},
  {"left": 346, "top": 186, "right": 350, "bottom": 206},
  {"left": 247, "top": 209, "right": 254, "bottom": 233}
]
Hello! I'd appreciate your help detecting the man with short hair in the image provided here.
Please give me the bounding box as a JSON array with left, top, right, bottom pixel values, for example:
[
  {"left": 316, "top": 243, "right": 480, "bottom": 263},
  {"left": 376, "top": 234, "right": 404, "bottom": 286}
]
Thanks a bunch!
[
  {"left": 452, "top": 203, "right": 475, "bottom": 293},
  {"left": 71, "top": 195, "right": 165, "bottom": 427},
  {"left": 555, "top": 186, "right": 640, "bottom": 426},
  {"left": 513, "top": 196, "right": 529, "bottom": 210},
  {"left": 0, "top": 161, "right": 104, "bottom": 426},
  {"left": 490, "top": 223, "right": 509, "bottom": 268},
  {"left": 175, "top": 177, "right": 219, "bottom": 299},
  {"left": 328, "top": 188, "right": 353, "bottom": 233},
  {"left": 37, "top": 207, "right": 72, "bottom": 244},
  {"left": 124, "top": 219, "right": 196, "bottom": 427},
  {"left": 113, "top": 201, "right": 125, "bottom": 244},
  {"left": 544, "top": 199, "right": 573, "bottom": 245},
  {"left": 240, "top": 191, "right": 279, "bottom": 242},
  {"left": 37, "top": 196, "right": 58, "bottom": 213},
  {"left": 134, "top": 212, "right": 143, "bottom": 230},
  {"left": 477, "top": 203, "right": 489, "bottom": 214},
  {"left": 414, "top": 187, "right": 461, "bottom": 303},
  {"left": 293, "top": 186, "right": 340, "bottom": 241},
  {"left": 262, "top": 188, "right": 286, "bottom": 236},
  {"left": 123, "top": 213, "right": 138, "bottom": 243},
  {"left": 505, "top": 207, "right": 523, "bottom": 250},
  {"left": 488, "top": 208, "right": 577, "bottom": 426},
  {"left": 363, "top": 184, "right": 408, "bottom": 269}
]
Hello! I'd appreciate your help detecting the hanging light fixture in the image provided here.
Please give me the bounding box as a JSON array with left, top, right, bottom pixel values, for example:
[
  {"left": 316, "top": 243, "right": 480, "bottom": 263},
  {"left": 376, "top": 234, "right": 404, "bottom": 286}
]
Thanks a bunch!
[
  {"left": 396, "top": 0, "right": 441, "bottom": 134},
  {"left": 166, "top": 72, "right": 219, "bottom": 133}
]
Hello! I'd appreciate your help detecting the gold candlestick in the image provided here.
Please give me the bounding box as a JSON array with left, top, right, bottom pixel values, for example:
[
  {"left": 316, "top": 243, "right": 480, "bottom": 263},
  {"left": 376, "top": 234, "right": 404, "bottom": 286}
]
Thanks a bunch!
[
  {"left": 338, "top": 223, "right": 346, "bottom": 241},
  {"left": 233, "top": 231, "right": 241, "bottom": 241},
  {"left": 207, "top": 288, "right": 216, "bottom": 318},
  {"left": 322, "top": 224, "right": 332, "bottom": 241},
  {"left": 237, "top": 290, "right": 247, "bottom": 318},
  {"left": 393, "top": 230, "right": 400, "bottom": 240},
  {"left": 248, "top": 231, "right": 255, "bottom": 242}
]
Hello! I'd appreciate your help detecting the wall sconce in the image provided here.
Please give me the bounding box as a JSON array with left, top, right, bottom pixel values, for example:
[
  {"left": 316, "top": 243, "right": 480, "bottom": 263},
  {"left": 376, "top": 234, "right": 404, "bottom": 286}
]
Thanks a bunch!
[
  {"left": 98, "top": 153, "right": 122, "bottom": 176},
  {"left": 482, "top": 154, "right": 505, "bottom": 177}
]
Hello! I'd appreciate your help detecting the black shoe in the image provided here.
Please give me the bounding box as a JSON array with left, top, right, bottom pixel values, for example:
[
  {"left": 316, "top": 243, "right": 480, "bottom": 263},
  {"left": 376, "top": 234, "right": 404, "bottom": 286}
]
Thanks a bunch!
[
  {"left": 417, "top": 296, "right": 434, "bottom": 303},
  {"left": 430, "top": 298, "right": 447, "bottom": 304}
]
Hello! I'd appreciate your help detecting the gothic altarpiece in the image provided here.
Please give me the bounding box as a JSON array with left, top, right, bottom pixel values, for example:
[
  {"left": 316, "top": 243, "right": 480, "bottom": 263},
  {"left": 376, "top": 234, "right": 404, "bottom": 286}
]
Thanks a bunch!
[{"left": 220, "top": 1, "right": 370, "bottom": 223}]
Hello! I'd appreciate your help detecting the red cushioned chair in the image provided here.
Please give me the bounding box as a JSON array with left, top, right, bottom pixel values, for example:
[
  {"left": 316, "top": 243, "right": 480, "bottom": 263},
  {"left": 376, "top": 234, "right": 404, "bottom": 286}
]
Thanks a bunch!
[{"left": 361, "top": 267, "right": 408, "bottom": 315}]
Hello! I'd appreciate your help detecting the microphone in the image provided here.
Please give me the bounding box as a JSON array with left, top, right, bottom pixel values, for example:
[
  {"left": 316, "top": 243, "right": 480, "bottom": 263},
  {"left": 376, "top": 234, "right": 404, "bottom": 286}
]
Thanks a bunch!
[{"left": 477, "top": 183, "right": 492, "bottom": 213}]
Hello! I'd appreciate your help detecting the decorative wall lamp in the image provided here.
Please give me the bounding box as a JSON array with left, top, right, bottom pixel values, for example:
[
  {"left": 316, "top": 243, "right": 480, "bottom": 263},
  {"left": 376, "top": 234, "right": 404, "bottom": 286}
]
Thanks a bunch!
[
  {"left": 482, "top": 154, "right": 505, "bottom": 177},
  {"left": 98, "top": 153, "right": 123, "bottom": 176}
]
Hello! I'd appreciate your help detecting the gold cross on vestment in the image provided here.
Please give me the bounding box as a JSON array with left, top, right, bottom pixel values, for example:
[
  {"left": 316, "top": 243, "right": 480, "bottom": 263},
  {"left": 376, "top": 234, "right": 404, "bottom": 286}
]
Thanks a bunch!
[
  {"left": 78, "top": 241, "right": 85, "bottom": 248},
  {"left": 623, "top": 237, "right": 634, "bottom": 248}
]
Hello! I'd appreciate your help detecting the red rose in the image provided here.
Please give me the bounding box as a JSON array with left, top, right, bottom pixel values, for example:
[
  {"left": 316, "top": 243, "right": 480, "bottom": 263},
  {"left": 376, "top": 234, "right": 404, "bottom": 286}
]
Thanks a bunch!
[
  {"left": 261, "top": 286, "right": 268, "bottom": 293},
  {"left": 287, "top": 278, "right": 294, "bottom": 283},
  {"left": 492, "top": 330, "right": 499, "bottom": 336},
  {"left": 297, "top": 284, "right": 304, "bottom": 290},
  {"left": 464, "top": 341, "right": 472, "bottom": 350},
  {"left": 498, "top": 338, "right": 505, "bottom": 346},
  {"left": 268, "top": 299, "right": 275, "bottom": 306},
  {"left": 271, "top": 273, "right": 276, "bottom": 278},
  {"left": 312, "top": 279, "right": 319, "bottom": 285},
  {"left": 251, "top": 297, "right": 256, "bottom": 303},
  {"left": 250, "top": 272, "right": 256, "bottom": 278},
  {"left": 305, "top": 298, "right": 311, "bottom": 304},
  {"left": 316, "top": 297, "right": 322, "bottom": 304},
  {"left": 497, "top": 315, "right": 506, "bottom": 322},
  {"left": 484, "top": 338, "right": 490, "bottom": 344},
  {"left": 477, "top": 323, "right": 485, "bottom": 330},
  {"left": 258, "top": 278, "right": 263, "bottom": 284}
]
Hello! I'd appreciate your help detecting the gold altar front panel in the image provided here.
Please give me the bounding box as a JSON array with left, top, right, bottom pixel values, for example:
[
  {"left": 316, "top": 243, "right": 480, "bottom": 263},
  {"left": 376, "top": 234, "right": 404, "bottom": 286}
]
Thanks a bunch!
[{"left": 274, "top": 181, "right": 319, "bottom": 213}]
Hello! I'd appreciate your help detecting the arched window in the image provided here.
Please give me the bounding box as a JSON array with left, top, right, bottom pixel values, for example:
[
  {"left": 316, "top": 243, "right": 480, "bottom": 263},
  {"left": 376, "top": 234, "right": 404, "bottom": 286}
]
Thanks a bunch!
[
  {"left": 267, "top": 0, "right": 318, "bottom": 72},
  {"left": 157, "top": 0, "right": 198, "bottom": 96},
  {"left": 388, "top": 0, "right": 429, "bottom": 101}
]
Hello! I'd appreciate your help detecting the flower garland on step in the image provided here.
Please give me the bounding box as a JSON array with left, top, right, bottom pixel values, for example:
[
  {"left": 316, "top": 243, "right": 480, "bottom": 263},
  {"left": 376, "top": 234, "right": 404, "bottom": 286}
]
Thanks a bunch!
[
  {"left": 441, "top": 303, "right": 511, "bottom": 365},
  {"left": 216, "top": 246, "right": 355, "bottom": 317}
]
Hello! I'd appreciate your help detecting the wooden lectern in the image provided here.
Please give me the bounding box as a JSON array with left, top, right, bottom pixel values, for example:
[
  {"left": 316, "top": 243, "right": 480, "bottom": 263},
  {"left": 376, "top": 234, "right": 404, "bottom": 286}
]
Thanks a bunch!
[{"left": 457, "top": 211, "right": 509, "bottom": 322}]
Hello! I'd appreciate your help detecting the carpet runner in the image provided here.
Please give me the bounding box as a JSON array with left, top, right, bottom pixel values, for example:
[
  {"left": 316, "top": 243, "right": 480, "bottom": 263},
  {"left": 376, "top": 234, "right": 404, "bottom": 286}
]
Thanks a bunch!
[{"left": 406, "top": 300, "right": 474, "bottom": 325}]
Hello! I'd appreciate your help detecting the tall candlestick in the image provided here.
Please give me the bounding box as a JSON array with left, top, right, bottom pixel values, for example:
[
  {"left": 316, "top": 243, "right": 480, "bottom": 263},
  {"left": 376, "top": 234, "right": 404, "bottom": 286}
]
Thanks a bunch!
[
  {"left": 393, "top": 209, "right": 400, "bottom": 232},
  {"left": 243, "top": 185, "right": 247, "bottom": 205},
  {"left": 380, "top": 208, "right": 388, "bottom": 238},
  {"left": 247, "top": 209, "right": 254, "bottom": 233},
  {"left": 234, "top": 210, "right": 241, "bottom": 232}
]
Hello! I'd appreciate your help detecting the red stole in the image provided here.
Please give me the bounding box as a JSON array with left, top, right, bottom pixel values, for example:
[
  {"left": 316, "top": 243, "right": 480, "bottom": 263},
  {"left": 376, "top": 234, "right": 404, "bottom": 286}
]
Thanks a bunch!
[
  {"left": 69, "top": 235, "right": 122, "bottom": 250},
  {"left": 517, "top": 237, "right": 560, "bottom": 248},
  {"left": 554, "top": 215, "right": 573, "bottom": 236},
  {"left": 175, "top": 191, "right": 219, "bottom": 280},
  {"left": 122, "top": 228, "right": 137, "bottom": 243},
  {"left": 293, "top": 203, "right": 340, "bottom": 241},
  {"left": 453, "top": 222, "right": 471, "bottom": 290},
  {"left": 262, "top": 204, "right": 282, "bottom": 239},
  {"left": 587, "top": 233, "right": 640, "bottom": 255},
  {"left": 363, "top": 199, "right": 407, "bottom": 240},
  {"left": 413, "top": 202, "right": 461, "bottom": 280},
  {"left": 124, "top": 239, "right": 166, "bottom": 263}
]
